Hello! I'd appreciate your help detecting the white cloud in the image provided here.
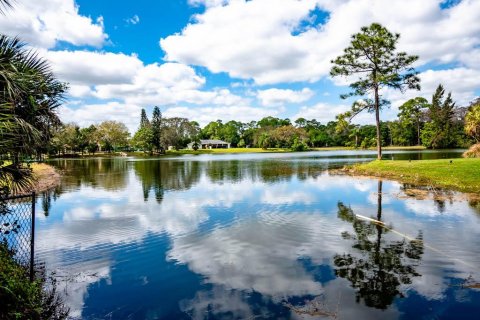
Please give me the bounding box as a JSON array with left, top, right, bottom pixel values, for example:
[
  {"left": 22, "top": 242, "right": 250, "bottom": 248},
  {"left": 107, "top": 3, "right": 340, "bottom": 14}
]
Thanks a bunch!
[
  {"left": 293, "top": 102, "right": 346, "bottom": 122},
  {"left": 44, "top": 50, "right": 247, "bottom": 110},
  {"left": 126, "top": 14, "right": 140, "bottom": 25},
  {"left": 161, "top": 0, "right": 327, "bottom": 85},
  {"left": 161, "top": 0, "right": 480, "bottom": 104},
  {"left": 257, "top": 88, "right": 314, "bottom": 107},
  {"left": 0, "top": 0, "right": 107, "bottom": 49},
  {"left": 59, "top": 102, "right": 141, "bottom": 133},
  {"left": 45, "top": 50, "right": 144, "bottom": 86}
]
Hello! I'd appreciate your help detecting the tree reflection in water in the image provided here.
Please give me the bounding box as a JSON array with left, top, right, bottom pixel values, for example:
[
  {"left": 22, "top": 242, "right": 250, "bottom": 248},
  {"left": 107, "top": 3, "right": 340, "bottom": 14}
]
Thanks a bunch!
[
  {"left": 334, "top": 180, "right": 424, "bottom": 309},
  {"left": 132, "top": 160, "right": 201, "bottom": 203}
]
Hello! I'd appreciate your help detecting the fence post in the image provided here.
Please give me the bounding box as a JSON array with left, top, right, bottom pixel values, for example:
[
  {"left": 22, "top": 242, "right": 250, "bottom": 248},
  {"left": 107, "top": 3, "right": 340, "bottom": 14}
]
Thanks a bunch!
[{"left": 30, "top": 192, "right": 36, "bottom": 282}]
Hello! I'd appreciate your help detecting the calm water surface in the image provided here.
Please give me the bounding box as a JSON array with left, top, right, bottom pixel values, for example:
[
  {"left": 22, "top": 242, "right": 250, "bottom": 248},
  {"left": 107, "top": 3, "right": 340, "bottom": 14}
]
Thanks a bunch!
[{"left": 36, "top": 150, "right": 480, "bottom": 319}]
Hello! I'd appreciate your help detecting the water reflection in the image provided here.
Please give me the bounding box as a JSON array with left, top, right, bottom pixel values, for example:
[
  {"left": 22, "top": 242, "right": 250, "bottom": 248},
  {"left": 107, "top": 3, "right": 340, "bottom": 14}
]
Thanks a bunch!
[
  {"left": 50, "top": 158, "right": 129, "bottom": 191},
  {"left": 334, "top": 181, "right": 424, "bottom": 309},
  {"left": 132, "top": 160, "right": 202, "bottom": 202},
  {"left": 35, "top": 152, "right": 480, "bottom": 319}
]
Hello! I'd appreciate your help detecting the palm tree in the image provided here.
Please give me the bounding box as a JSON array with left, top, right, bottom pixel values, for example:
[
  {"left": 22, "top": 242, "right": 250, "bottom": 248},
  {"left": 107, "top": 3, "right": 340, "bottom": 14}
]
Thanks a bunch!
[{"left": 0, "top": 35, "right": 66, "bottom": 194}]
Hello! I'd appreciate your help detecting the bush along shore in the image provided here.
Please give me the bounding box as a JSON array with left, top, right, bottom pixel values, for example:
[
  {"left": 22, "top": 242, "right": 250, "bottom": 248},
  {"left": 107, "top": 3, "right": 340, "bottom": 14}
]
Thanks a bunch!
[
  {"left": 0, "top": 243, "right": 69, "bottom": 319},
  {"left": 339, "top": 158, "right": 480, "bottom": 194}
]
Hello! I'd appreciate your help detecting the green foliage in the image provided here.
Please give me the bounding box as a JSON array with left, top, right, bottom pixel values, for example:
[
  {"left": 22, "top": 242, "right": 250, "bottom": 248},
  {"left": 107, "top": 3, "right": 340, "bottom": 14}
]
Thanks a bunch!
[
  {"left": 421, "top": 85, "right": 459, "bottom": 149},
  {"left": 161, "top": 117, "right": 199, "bottom": 150},
  {"left": 0, "top": 243, "right": 69, "bottom": 319},
  {"left": 330, "top": 23, "right": 420, "bottom": 159},
  {"left": 465, "top": 99, "right": 480, "bottom": 142},
  {"left": 0, "top": 34, "right": 66, "bottom": 194},
  {"left": 151, "top": 106, "right": 162, "bottom": 153},
  {"left": 398, "top": 97, "right": 429, "bottom": 145},
  {"left": 257, "top": 116, "right": 290, "bottom": 128},
  {"left": 132, "top": 126, "right": 154, "bottom": 153},
  {"left": 140, "top": 108, "right": 150, "bottom": 128},
  {"left": 291, "top": 137, "right": 307, "bottom": 151},
  {"left": 95, "top": 121, "right": 130, "bottom": 152}
]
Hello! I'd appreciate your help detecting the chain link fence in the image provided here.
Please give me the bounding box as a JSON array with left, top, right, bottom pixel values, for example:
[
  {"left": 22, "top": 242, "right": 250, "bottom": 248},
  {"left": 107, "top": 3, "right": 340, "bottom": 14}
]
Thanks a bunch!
[{"left": 0, "top": 192, "right": 36, "bottom": 281}]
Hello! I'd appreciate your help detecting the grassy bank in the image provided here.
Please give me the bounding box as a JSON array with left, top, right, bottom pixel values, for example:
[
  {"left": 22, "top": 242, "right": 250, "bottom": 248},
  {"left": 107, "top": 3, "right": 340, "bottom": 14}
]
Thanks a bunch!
[{"left": 344, "top": 158, "right": 480, "bottom": 193}]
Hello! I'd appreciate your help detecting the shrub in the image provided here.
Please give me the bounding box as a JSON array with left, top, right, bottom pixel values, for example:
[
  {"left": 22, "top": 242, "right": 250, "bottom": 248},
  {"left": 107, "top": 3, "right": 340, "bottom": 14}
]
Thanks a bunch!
[
  {"left": 463, "top": 143, "right": 480, "bottom": 158},
  {"left": 0, "top": 243, "right": 69, "bottom": 319}
]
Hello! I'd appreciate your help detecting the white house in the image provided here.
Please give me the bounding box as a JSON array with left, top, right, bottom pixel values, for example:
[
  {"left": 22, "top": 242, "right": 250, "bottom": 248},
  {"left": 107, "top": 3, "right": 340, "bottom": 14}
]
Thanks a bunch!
[{"left": 187, "top": 139, "right": 231, "bottom": 149}]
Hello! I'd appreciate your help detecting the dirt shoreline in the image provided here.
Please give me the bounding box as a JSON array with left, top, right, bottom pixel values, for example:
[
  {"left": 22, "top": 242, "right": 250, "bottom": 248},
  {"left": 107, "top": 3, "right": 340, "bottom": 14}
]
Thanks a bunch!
[{"left": 29, "top": 163, "right": 61, "bottom": 194}]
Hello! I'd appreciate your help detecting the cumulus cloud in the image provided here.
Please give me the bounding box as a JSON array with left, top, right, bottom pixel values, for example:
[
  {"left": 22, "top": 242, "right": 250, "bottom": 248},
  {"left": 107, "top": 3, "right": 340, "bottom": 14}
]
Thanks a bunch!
[
  {"left": 45, "top": 50, "right": 144, "bottom": 86},
  {"left": 59, "top": 102, "right": 142, "bottom": 133},
  {"left": 162, "top": 0, "right": 480, "bottom": 85},
  {"left": 45, "top": 50, "right": 247, "bottom": 116},
  {"left": 0, "top": 0, "right": 107, "bottom": 49},
  {"left": 257, "top": 88, "right": 314, "bottom": 107}
]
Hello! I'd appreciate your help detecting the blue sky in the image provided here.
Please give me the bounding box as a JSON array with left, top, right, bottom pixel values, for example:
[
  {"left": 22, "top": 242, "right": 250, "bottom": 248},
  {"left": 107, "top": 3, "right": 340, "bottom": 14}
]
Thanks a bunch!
[{"left": 0, "top": 0, "right": 479, "bottom": 132}]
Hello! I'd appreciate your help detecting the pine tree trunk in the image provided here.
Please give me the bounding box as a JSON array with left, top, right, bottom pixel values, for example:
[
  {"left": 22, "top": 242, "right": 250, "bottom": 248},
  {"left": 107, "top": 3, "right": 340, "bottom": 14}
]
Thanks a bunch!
[{"left": 374, "top": 87, "right": 382, "bottom": 160}]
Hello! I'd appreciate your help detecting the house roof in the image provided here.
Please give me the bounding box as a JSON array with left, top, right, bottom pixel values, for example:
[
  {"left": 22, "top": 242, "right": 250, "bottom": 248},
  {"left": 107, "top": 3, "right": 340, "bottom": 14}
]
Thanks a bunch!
[{"left": 199, "top": 139, "right": 229, "bottom": 144}]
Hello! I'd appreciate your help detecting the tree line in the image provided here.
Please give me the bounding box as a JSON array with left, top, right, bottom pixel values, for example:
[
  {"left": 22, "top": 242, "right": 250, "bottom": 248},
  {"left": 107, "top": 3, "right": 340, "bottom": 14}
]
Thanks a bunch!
[{"left": 49, "top": 87, "right": 478, "bottom": 155}]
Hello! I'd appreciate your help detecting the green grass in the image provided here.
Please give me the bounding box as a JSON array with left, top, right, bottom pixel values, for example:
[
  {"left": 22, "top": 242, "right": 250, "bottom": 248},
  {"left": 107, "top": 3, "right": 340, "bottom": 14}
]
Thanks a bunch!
[{"left": 347, "top": 158, "right": 480, "bottom": 193}]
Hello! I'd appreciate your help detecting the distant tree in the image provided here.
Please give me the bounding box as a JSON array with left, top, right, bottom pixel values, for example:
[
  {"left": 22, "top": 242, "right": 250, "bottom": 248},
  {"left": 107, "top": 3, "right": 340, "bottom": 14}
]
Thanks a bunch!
[
  {"left": 330, "top": 23, "right": 420, "bottom": 159},
  {"left": 421, "top": 85, "right": 457, "bottom": 149},
  {"left": 269, "top": 125, "right": 308, "bottom": 149},
  {"left": 388, "top": 121, "right": 408, "bottom": 146},
  {"left": 132, "top": 126, "right": 153, "bottom": 153},
  {"left": 465, "top": 98, "right": 480, "bottom": 143},
  {"left": 398, "top": 97, "right": 429, "bottom": 145},
  {"left": 140, "top": 108, "right": 150, "bottom": 128},
  {"left": 294, "top": 117, "right": 307, "bottom": 128},
  {"left": 221, "top": 120, "right": 242, "bottom": 146},
  {"left": 151, "top": 106, "right": 162, "bottom": 153},
  {"left": 201, "top": 120, "right": 223, "bottom": 139},
  {"left": 83, "top": 125, "right": 99, "bottom": 154},
  {"left": 161, "top": 117, "right": 199, "bottom": 150},
  {"left": 257, "top": 116, "right": 290, "bottom": 128},
  {"left": 96, "top": 121, "right": 130, "bottom": 152}
]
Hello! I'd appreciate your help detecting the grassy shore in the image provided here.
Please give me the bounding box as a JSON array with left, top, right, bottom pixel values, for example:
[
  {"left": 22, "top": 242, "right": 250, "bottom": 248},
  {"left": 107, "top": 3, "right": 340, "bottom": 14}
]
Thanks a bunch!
[{"left": 343, "top": 158, "right": 480, "bottom": 193}]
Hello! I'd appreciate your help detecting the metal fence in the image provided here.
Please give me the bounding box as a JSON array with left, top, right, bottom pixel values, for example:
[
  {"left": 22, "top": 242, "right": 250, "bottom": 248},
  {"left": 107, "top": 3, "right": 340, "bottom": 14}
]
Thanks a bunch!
[{"left": 0, "top": 192, "right": 36, "bottom": 281}]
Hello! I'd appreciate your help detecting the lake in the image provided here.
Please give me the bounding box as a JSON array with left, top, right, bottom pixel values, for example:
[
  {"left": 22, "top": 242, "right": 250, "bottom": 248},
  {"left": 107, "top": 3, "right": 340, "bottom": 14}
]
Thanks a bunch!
[{"left": 36, "top": 149, "right": 480, "bottom": 319}]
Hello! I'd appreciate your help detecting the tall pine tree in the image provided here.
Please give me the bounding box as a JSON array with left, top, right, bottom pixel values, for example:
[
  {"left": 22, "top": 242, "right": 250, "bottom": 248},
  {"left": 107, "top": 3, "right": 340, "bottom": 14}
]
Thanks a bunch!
[
  {"left": 330, "top": 23, "right": 420, "bottom": 159},
  {"left": 421, "top": 85, "right": 456, "bottom": 149},
  {"left": 151, "top": 106, "right": 162, "bottom": 153},
  {"left": 140, "top": 108, "right": 150, "bottom": 128}
]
